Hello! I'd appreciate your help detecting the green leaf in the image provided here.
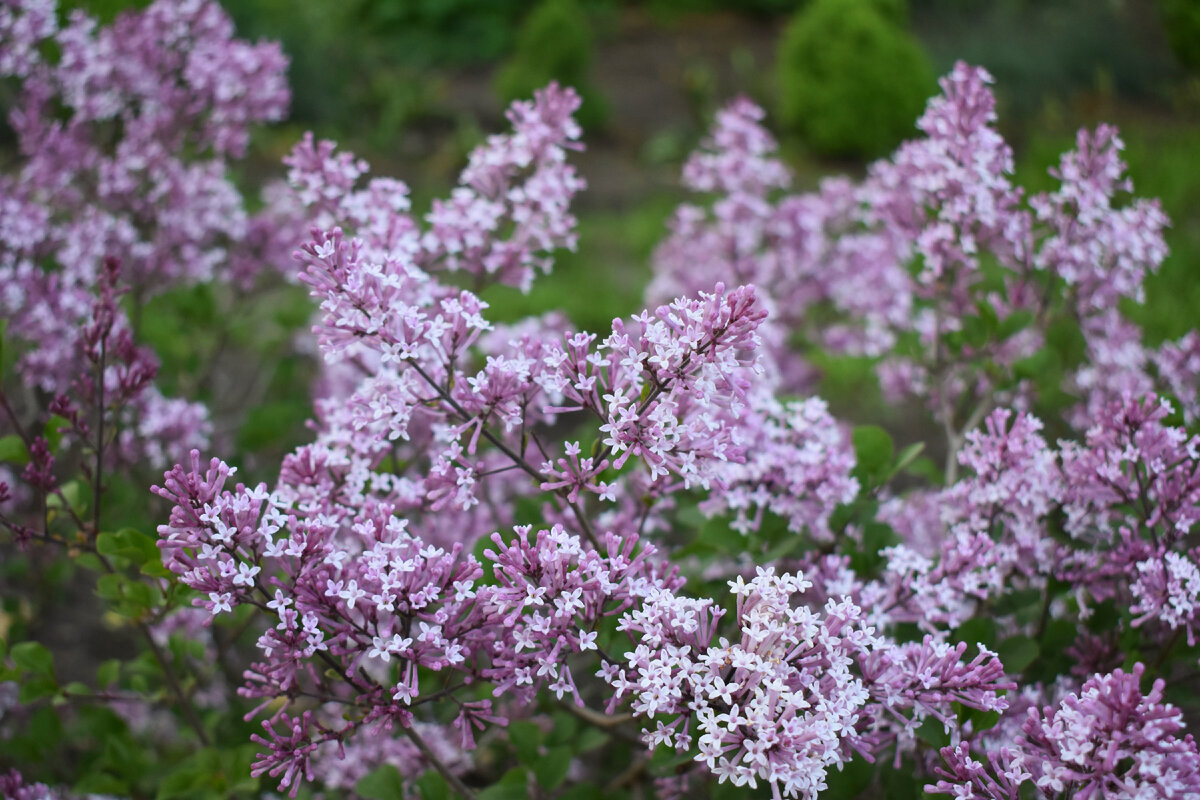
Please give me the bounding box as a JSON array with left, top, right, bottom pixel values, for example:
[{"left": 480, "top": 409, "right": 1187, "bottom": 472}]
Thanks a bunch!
[
  {"left": 697, "top": 517, "right": 744, "bottom": 555},
  {"left": 477, "top": 768, "right": 528, "bottom": 800},
  {"left": 555, "top": 783, "right": 604, "bottom": 800},
  {"left": 96, "top": 573, "right": 124, "bottom": 602},
  {"left": 11, "top": 641, "right": 54, "bottom": 677},
  {"left": 18, "top": 675, "right": 58, "bottom": 703},
  {"left": 508, "top": 719, "right": 542, "bottom": 764},
  {"left": 576, "top": 726, "right": 608, "bottom": 752},
  {"left": 823, "top": 756, "right": 873, "bottom": 799},
  {"left": 953, "top": 617, "right": 997, "bottom": 652},
  {"left": 47, "top": 479, "right": 88, "bottom": 515},
  {"left": 157, "top": 767, "right": 208, "bottom": 800},
  {"left": 852, "top": 425, "right": 894, "bottom": 482},
  {"left": 533, "top": 745, "right": 572, "bottom": 790},
  {"left": 916, "top": 716, "right": 951, "bottom": 748},
  {"left": 997, "top": 635, "right": 1040, "bottom": 674},
  {"left": 992, "top": 587, "right": 1042, "bottom": 616},
  {"left": 849, "top": 521, "right": 898, "bottom": 574},
  {"left": 888, "top": 441, "right": 925, "bottom": 479},
  {"left": 42, "top": 415, "right": 69, "bottom": 451},
  {"left": 21, "top": 706, "right": 62, "bottom": 760},
  {"left": 0, "top": 435, "right": 28, "bottom": 465},
  {"left": 72, "top": 773, "right": 129, "bottom": 796},
  {"left": 998, "top": 309, "right": 1034, "bottom": 340},
  {"left": 97, "top": 528, "right": 159, "bottom": 567},
  {"left": 546, "top": 710, "right": 579, "bottom": 745},
  {"left": 97, "top": 659, "right": 120, "bottom": 688},
  {"left": 356, "top": 764, "right": 406, "bottom": 800},
  {"left": 416, "top": 770, "right": 450, "bottom": 800},
  {"left": 963, "top": 707, "right": 1001, "bottom": 733}
]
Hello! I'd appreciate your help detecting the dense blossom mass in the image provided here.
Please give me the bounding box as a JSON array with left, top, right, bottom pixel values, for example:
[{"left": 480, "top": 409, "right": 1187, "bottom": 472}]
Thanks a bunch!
[
  {"left": 0, "top": 0, "right": 296, "bottom": 470},
  {"left": 2, "top": 2, "right": 1200, "bottom": 798}
]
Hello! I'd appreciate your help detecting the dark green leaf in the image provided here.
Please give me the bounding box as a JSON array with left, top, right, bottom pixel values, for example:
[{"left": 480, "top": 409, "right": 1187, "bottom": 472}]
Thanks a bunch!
[
  {"left": 954, "top": 617, "right": 998, "bottom": 652},
  {"left": 852, "top": 425, "right": 894, "bottom": 482},
  {"left": 555, "top": 783, "right": 604, "bottom": 800},
  {"left": 997, "top": 635, "right": 1039, "bottom": 674},
  {"left": 822, "top": 756, "right": 873, "bottom": 799},
  {"left": 19, "top": 675, "right": 58, "bottom": 703},
  {"left": 508, "top": 719, "right": 542, "bottom": 764},
  {"left": 356, "top": 764, "right": 406, "bottom": 800},
  {"left": 533, "top": 745, "right": 571, "bottom": 790},
  {"left": 11, "top": 641, "right": 54, "bottom": 677}
]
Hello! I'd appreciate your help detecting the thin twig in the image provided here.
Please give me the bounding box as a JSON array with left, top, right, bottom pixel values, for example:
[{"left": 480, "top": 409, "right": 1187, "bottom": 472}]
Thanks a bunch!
[{"left": 401, "top": 724, "right": 479, "bottom": 800}]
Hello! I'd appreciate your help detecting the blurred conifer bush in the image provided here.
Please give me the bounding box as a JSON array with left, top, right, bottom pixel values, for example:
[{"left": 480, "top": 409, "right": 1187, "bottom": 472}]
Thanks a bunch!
[{"left": 776, "top": 0, "right": 933, "bottom": 158}]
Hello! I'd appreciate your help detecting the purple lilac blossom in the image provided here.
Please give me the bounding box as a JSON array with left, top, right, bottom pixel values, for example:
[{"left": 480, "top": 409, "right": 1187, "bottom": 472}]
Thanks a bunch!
[{"left": 0, "top": 0, "right": 295, "bottom": 468}]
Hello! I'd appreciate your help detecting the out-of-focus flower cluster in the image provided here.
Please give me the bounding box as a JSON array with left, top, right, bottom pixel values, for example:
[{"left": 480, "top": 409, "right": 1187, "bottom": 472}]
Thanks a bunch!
[
  {"left": 651, "top": 63, "right": 1189, "bottom": 435},
  {"left": 0, "top": 0, "right": 295, "bottom": 471}
]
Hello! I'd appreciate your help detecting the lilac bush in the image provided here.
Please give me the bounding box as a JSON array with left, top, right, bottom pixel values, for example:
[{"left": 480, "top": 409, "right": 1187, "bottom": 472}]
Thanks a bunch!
[
  {"left": 2, "top": 4, "right": 1200, "bottom": 798},
  {"left": 0, "top": 0, "right": 294, "bottom": 476}
]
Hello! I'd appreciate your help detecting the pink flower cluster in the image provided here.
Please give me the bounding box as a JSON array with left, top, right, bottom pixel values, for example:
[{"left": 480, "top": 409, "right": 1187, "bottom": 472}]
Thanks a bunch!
[
  {"left": 0, "top": 0, "right": 294, "bottom": 467},
  {"left": 652, "top": 62, "right": 1191, "bottom": 440},
  {"left": 603, "top": 569, "right": 1010, "bottom": 799},
  {"left": 930, "top": 664, "right": 1200, "bottom": 799}
]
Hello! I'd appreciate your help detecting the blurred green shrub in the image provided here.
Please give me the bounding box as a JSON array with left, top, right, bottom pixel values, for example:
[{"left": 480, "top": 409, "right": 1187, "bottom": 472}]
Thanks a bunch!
[
  {"left": 776, "top": 0, "right": 932, "bottom": 159},
  {"left": 496, "top": 0, "right": 609, "bottom": 130},
  {"left": 347, "top": 0, "right": 526, "bottom": 67},
  {"left": 1159, "top": 0, "right": 1200, "bottom": 72}
]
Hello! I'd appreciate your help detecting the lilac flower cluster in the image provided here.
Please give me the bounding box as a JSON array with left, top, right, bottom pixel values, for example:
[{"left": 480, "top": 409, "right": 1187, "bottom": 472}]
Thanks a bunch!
[
  {"left": 930, "top": 664, "right": 1200, "bottom": 799},
  {"left": 285, "top": 82, "right": 584, "bottom": 293},
  {"left": 0, "top": 0, "right": 293, "bottom": 469},
  {"left": 652, "top": 62, "right": 1193, "bottom": 442},
  {"left": 644, "top": 66, "right": 1200, "bottom": 798},
  {"left": 153, "top": 448, "right": 680, "bottom": 794},
  {"left": 603, "top": 569, "right": 1010, "bottom": 799},
  {"left": 140, "top": 78, "right": 886, "bottom": 795}
]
